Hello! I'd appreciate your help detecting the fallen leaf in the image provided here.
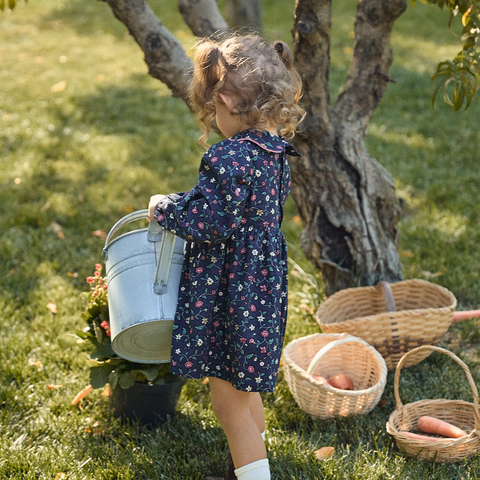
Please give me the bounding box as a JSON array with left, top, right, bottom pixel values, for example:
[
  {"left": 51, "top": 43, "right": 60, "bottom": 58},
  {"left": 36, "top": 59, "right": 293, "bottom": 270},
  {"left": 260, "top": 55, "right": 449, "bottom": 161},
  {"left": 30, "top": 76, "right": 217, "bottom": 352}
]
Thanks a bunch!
[
  {"left": 28, "top": 357, "right": 43, "bottom": 370},
  {"left": 378, "top": 399, "right": 387, "bottom": 407},
  {"left": 401, "top": 250, "right": 414, "bottom": 257},
  {"left": 93, "top": 426, "right": 106, "bottom": 435},
  {"left": 292, "top": 215, "right": 302, "bottom": 225},
  {"left": 46, "top": 302, "right": 58, "bottom": 314},
  {"left": 91, "top": 229, "right": 107, "bottom": 239},
  {"left": 72, "top": 385, "right": 93, "bottom": 405},
  {"left": 96, "top": 73, "right": 106, "bottom": 81},
  {"left": 101, "top": 385, "right": 112, "bottom": 396},
  {"left": 50, "top": 221, "right": 65, "bottom": 239},
  {"left": 47, "top": 384, "right": 63, "bottom": 390},
  {"left": 202, "top": 378, "right": 209, "bottom": 384},
  {"left": 420, "top": 270, "right": 445, "bottom": 279},
  {"left": 55, "top": 474, "right": 66, "bottom": 480},
  {"left": 315, "top": 446, "right": 335, "bottom": 460},
  {"left": 85, "top": 427, "right": 92, "bottom": 433},
  {"left": 51, "top": 80, "right": 67, "bottom": 92},
  {"left": 14, "top": 177, "right": 21, "bottom": 185},
  {"left": 67, "top": 272, "right": 79, "bottom": 278}
]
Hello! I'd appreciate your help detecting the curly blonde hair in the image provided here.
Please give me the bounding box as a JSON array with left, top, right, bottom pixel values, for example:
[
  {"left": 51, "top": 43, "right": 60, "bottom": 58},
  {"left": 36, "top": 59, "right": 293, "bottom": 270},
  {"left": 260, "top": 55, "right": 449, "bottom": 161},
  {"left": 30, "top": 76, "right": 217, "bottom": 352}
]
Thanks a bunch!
[{"left": 189, "top": 34, "right": 305, "bottom": 147}]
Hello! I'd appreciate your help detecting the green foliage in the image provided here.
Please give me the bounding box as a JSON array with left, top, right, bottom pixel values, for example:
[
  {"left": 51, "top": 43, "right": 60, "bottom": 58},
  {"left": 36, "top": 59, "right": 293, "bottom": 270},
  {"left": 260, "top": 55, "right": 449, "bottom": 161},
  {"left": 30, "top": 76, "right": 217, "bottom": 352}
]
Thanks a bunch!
[
  {"left": 60, "top": 264, "right": 177, "bottom": 390},
  {"left": 0, "top": 0, "right": 25, "bottom": 11},
  {"left": 416, "top": 0, "right": 480, "bottom": 109}
]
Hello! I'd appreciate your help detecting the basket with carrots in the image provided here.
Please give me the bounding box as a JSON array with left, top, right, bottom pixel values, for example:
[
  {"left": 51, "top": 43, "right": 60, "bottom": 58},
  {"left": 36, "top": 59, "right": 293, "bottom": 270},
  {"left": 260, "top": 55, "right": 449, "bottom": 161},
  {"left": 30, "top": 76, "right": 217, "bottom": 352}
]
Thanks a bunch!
[
  {"left": 283, "top": 333, "right": 388, "bottom": 419},
  {"left": 316, "top": 280, "right": 457, "bottom": 370},
  {"left": 387, "top": 345, "right": 480, "bottom": 462}
]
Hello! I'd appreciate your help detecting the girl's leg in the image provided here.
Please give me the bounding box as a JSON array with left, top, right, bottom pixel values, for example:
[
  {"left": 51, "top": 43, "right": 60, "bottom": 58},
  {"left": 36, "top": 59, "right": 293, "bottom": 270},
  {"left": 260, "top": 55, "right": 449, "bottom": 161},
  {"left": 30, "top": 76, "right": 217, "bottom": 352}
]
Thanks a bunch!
[
  {"left": 249, "top": 392, "right": 265, "bottom": 436},
  {"left": 209, "top": 377, "right": 266, "bottom": 469}
]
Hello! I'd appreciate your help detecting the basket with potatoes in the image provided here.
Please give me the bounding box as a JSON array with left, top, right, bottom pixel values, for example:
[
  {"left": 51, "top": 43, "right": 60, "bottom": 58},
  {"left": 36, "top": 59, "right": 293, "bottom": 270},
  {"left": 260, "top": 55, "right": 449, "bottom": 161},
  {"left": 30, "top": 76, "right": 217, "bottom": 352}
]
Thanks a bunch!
[{"left": 283, "top": 333, "right": 387, "bottom": 419}]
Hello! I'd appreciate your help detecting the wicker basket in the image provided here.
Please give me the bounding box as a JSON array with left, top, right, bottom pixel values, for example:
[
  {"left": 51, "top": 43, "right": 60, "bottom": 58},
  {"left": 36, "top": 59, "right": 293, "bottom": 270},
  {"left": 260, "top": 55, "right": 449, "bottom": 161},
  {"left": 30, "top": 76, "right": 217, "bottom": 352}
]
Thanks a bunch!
[
  {"left": 283, "top": 333, "right": 387, "bottom": 419},
  {"left": 387, "top": 345, "right": 480, "bottom": 462},
  {"left": 316, "top": 279, "right": 457, "bottom": 370}
]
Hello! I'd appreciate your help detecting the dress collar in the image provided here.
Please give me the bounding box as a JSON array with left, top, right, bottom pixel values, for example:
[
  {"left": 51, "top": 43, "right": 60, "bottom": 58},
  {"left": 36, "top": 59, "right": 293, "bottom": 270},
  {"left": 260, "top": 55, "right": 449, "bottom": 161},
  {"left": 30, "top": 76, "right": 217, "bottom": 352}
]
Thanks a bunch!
[{"left": 230, "top": 129, "right": 301, "bottom": 156}]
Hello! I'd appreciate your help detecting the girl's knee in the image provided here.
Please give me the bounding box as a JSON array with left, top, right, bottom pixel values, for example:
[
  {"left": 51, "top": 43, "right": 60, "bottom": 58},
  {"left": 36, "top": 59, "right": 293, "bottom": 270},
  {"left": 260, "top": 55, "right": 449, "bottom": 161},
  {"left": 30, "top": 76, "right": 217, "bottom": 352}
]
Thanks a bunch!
[{"left": 209, "top": 378, "right": 250, "bottom": 425}]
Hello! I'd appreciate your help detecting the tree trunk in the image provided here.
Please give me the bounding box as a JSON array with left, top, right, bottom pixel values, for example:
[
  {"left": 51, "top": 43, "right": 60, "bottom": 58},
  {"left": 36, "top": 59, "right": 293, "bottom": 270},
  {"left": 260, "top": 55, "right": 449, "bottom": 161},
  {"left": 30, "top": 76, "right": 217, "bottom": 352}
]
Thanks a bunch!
[
  {"left": 102, "top": 0, "right": 407, "bottom": 295},
  {"left": 224, "top": 0, "right": 262, "bottom": 33},
  {"left": 178, "top": 0, "right": 229, "bottom": 39},
  {"left": 291, "top": 0, "right": 406, "bottom": 295}
]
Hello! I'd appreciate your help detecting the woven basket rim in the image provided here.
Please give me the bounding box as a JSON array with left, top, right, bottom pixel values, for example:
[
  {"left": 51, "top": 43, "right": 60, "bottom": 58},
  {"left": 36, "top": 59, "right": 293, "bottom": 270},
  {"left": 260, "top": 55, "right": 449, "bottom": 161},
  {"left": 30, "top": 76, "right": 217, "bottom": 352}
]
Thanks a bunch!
[
  {"left": 386, "top": 345, "right": 480, "bottom": 460},
  {"left": 283, "top": 333, "right": 388, "bottom": 397},
  {"left": 316, "top": 279, "right": 457, "bottom": 327}
]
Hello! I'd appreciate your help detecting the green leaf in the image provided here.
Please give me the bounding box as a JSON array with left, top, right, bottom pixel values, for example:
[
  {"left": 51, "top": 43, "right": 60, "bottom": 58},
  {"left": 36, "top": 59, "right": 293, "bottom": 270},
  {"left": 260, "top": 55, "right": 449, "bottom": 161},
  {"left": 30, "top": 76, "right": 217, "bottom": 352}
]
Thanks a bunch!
[
  {"left": 58, "top": 333, "right": 81, "bottom": 351},
  {"left": 453, "top": 79, "right": 465, "bottom": 110},
  {"left": 8, "top": 0, "right": 15, "bottom": 9},
  {"left": 118, "top": 371, "right": 137, "bottom": 389},
  {"left": 86, "top": 359, "right": 102, "bottom": 367},
  {"left": 108, "top": 368, "right": 122, "bottom": 390},
  {"left": 90, "top": 365, "right": 112, "bottom": 389},
  {"left": 92, "top": 319, "right": 104, "bottom": 344},
  {"left": 0, "top": 0, "right": 5, "bottom": 11},
  {"left": 89, "top": 340, "right": 115, "bottom": 361},
  {"left": 138, "top": 366, "right": 161, "bottom": 382}
]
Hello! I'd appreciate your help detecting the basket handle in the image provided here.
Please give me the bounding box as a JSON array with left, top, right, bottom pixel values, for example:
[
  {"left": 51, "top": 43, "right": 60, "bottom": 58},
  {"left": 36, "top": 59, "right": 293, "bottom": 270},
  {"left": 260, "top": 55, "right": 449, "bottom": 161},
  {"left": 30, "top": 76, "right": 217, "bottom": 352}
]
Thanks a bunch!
[
  {"left": 393, "top": 345, "right": 480, "bottom": 430},
  {"left": 306, "top": 334, "right": 373, "bottom": 376},
  {"left": 376, "top": 281, "right": 397, "bottom": 312}
]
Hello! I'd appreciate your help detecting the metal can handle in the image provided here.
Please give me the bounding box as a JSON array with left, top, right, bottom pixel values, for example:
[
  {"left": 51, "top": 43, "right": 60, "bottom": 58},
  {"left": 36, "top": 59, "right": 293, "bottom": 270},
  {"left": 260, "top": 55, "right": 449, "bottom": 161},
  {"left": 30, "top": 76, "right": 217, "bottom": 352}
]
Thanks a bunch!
[{"left": 103, "top": 209, "right": 178, "bottom": 294}]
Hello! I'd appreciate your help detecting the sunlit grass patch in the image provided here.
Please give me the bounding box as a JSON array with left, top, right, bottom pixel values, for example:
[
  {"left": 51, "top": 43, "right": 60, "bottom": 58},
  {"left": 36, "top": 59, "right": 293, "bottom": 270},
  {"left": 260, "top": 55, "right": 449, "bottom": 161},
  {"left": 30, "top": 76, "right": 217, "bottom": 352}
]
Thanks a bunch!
[{"left": 1, "top": 0, "right": 480, "bottom": 478}]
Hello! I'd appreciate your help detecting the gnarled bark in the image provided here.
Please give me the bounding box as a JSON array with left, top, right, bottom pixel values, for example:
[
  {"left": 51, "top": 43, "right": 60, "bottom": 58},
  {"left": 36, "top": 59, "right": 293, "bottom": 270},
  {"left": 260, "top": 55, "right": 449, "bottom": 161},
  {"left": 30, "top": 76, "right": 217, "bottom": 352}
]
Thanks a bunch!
[
  {"left": 224, "top": 0, "right": 262, "bottom": 32},
  {"left": 291, "top": 0, "right": 406, "bottom": 294},
  {"left": 178, "top": 0, "right": 229, "bottom": 39}
]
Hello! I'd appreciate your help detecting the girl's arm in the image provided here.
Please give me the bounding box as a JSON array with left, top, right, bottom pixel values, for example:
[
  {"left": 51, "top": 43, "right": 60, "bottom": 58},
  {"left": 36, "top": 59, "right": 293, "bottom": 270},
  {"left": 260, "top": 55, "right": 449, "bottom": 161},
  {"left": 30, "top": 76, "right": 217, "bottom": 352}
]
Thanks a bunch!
[{"left": 152, "top": 145, "right": 252, "bottom": 244}]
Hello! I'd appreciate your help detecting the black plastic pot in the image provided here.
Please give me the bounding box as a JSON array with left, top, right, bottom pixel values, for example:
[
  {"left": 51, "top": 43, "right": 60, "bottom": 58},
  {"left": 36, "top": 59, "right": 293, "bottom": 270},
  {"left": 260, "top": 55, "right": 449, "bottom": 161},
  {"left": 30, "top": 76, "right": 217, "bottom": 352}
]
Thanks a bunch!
[{"left": 109, "top": 377, "right": 187, "bottom": 427}]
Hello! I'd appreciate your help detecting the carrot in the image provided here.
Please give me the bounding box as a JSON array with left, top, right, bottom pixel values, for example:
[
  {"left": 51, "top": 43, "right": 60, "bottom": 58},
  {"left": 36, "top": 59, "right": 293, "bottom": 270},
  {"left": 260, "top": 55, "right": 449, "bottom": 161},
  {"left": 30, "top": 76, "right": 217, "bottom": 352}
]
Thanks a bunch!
[
  {"left": 399, "top": 431, "right": 443, "bottom": 442},
  {"left": 417, "top": 416, "right": 467, "bottom": 438}
]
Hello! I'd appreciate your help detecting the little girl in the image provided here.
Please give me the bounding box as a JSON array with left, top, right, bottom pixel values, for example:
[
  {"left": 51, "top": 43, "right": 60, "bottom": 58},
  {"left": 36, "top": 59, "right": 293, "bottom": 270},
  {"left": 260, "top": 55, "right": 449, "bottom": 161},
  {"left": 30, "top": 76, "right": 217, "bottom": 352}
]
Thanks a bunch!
[{"left": 148, "top": 34, "right": 304, "bottom": 480}]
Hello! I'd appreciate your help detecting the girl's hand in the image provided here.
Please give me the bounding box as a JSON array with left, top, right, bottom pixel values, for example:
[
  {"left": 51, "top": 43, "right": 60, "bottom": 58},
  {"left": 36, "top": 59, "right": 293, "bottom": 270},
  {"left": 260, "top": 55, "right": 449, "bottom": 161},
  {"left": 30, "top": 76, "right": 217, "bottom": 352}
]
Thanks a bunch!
[{"left": 148, "top": 194, "right": 166, "bottom": 221}]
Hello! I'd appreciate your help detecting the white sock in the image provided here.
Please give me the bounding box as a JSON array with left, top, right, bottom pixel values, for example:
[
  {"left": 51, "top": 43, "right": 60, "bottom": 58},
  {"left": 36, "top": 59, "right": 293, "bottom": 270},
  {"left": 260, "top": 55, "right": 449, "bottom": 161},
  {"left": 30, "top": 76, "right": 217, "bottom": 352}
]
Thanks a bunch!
[
  {"left": 234, "top": 459, "right": 270, "bottom": 480},
  {"left": 261, "top": 430, "right": 265, "bottom": 441}
]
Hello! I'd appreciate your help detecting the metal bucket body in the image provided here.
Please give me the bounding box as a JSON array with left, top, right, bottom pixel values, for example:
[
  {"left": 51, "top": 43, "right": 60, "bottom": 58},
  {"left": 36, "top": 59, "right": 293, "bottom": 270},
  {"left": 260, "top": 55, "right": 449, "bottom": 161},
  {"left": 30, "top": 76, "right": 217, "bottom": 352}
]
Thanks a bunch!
[{"left": 104, "top": 210, "right": 185, "bottom": 363}]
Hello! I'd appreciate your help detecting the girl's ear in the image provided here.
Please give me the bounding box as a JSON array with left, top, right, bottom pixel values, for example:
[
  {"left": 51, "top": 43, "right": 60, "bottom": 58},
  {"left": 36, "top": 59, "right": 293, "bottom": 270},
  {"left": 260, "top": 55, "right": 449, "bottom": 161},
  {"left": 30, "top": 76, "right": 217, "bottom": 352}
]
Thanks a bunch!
[{"left": 218, "top": 92, "right": 236, "bottom": 112}]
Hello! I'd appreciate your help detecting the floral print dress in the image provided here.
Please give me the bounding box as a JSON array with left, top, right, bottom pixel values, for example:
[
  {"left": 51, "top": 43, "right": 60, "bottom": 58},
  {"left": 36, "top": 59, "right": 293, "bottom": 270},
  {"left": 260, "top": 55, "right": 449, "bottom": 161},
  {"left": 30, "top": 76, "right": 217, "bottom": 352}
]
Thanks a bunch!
[{"left": 153, "top": 129, "right": 300, "bottom": 392}]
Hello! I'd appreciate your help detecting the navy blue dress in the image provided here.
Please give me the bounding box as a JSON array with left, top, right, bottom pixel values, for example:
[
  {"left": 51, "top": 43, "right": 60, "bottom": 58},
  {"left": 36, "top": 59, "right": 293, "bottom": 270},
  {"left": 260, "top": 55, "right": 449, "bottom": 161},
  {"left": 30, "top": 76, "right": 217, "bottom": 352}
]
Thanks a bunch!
[{"left": 153, "top": 129, "right": 300, "bottom": 392}]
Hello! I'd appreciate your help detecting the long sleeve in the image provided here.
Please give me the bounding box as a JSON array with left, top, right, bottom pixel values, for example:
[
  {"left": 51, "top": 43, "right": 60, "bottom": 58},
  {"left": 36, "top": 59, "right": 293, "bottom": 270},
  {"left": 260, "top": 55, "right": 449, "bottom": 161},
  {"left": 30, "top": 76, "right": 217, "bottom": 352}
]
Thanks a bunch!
[{"left": 153, "top": 142, "right": 253, "bottom": 244}]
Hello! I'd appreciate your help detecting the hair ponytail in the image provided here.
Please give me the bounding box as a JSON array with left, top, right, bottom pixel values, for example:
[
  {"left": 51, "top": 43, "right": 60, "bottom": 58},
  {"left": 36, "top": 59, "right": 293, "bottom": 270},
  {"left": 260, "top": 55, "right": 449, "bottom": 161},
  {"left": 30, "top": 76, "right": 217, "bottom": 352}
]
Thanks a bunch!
[
  {"left": 189, "top": 40, "right": 226, "bottom": 146},
  {"left": 273, "top": 41, "right": 294, "bottom": 70}
]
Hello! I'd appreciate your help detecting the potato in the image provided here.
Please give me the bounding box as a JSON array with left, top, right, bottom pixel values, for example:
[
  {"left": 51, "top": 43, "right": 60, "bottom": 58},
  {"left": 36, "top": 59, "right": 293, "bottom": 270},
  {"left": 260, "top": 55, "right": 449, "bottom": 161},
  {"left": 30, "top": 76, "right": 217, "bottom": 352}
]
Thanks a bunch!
[
  {"left": 311, "top": 374, "right": 329, "bottom": 384},
  {"left": 328, "top": 373, "right": 354, "bottom": 390}
]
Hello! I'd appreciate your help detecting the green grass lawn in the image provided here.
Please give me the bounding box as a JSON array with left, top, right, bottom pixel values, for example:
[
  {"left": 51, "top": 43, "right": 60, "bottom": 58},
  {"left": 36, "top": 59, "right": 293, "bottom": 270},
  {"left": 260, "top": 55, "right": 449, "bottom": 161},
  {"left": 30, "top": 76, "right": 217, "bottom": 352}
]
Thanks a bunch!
[{"left": 1, "top": 0, "right": 479, "bottom": 478}]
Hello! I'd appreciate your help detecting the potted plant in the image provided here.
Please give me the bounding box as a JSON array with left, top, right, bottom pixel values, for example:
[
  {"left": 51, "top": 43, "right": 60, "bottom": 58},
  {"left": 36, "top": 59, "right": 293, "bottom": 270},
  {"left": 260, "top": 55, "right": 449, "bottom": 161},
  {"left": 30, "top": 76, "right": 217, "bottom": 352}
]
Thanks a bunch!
[{"left": 61, "top": 263, "right": 186, "bottom": 426}]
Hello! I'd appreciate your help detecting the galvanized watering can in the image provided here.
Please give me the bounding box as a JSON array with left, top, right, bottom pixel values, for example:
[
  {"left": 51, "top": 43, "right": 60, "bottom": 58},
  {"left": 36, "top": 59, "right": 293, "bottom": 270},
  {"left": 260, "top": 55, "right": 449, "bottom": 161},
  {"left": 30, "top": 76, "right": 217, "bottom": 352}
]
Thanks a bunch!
[{"left": 103, "top": 209, "right": 185, "bottom": 364}]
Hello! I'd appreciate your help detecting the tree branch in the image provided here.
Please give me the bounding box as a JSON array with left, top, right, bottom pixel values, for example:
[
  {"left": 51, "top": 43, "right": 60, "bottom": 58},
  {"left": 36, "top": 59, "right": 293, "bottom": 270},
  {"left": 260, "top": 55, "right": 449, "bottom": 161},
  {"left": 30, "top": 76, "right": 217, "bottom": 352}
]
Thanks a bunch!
[
  {"left": 102, "top": 0, "right": 193, "bottom": 104},
  {"left": 178, "top": 0, "right": 229, "bottom": 38},
  {"left": 332, "top": 0, "right": 407, "bottom": 132},
  {"left": 292, "top": 0, "right": 333, "bottom": 140},
  {"left": 224, "top": 0, "right": 262, "bottom": 32}
]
